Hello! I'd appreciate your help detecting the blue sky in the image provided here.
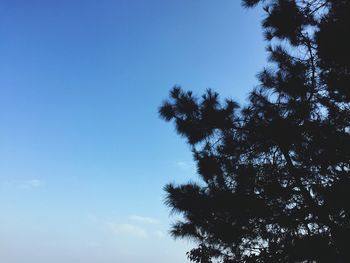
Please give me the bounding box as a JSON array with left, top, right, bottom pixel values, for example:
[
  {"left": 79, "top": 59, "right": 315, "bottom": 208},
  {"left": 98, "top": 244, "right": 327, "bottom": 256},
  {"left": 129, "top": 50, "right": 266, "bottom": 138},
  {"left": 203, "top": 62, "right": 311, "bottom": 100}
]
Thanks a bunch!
[{"left": 0, "top": 0, "right": 265, "bottom": 262}]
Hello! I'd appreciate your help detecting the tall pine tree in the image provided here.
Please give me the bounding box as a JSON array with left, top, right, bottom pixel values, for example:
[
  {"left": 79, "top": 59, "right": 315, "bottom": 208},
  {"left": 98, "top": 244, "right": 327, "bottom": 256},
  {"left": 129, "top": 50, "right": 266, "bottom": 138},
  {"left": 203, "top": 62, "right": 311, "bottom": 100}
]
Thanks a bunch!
[{"left": 159, "top": 0, "right": 350, "bottom": 262}]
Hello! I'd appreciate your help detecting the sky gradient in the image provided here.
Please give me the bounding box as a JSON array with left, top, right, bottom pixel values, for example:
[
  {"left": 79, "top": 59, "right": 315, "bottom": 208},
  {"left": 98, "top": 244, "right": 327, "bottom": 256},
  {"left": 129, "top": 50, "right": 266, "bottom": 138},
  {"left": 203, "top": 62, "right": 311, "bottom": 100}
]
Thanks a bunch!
[{"left": 0, "top": 0, "right": 265, "bottom": 262}]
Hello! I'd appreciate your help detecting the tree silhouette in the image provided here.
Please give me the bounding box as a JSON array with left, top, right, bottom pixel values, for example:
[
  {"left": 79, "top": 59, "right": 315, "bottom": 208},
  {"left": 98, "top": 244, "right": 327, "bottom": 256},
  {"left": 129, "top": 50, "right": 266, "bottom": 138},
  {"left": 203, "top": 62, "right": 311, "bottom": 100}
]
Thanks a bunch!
[{"left": 159, "top": 0, "right": 350, "bottom": 262}]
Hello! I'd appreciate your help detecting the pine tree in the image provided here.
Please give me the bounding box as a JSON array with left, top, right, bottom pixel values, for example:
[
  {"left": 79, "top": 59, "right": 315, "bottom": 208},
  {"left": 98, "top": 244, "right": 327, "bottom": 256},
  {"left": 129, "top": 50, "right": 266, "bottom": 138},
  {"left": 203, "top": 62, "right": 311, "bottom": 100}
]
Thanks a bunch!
[{"left": 159, "top": 0, "right": 350, "bottom": 262}]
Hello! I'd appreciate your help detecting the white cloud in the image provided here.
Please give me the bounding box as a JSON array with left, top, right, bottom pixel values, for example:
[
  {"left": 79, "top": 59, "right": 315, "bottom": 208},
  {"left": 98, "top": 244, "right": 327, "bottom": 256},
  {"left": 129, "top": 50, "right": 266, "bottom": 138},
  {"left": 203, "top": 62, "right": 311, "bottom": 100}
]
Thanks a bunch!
[
  {"left": 176, "top": 161, "right": 189, "bottom": 169},
  {"left": 108, "top": 223, "right": 147, "bottom": 238},
  {"left": 0, "top": 178, "right": 45, "bottom": 190},
  {"left": 87, "top": 241, "right": 101, "bottom": 248},
  {"left": 87, "top": 213, "right": 98, "bottom": 223},
  {"left": 154, "top": 230, "right": 165, "bottom": 238},
  {"left": 129, "top": 215, "right": 159, "bottom": 224},
  {"left": 17, "top": 179, "right": 45, "bottom": 189}
]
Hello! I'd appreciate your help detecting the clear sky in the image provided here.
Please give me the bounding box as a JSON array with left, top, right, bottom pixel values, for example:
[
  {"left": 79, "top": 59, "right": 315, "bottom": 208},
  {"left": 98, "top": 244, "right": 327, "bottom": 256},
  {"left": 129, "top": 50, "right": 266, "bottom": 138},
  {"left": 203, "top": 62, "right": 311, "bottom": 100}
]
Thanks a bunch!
[{"left": 0, "top": 0, "right": 265, "bottom": 262}]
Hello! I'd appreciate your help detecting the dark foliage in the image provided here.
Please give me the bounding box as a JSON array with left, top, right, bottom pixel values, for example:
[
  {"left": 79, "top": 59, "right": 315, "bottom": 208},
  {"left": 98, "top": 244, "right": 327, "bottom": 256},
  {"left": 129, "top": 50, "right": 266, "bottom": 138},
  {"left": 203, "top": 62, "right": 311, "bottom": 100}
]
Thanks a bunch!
[{"left": 159, "top": 0, "right": 350, "bottom": 262}]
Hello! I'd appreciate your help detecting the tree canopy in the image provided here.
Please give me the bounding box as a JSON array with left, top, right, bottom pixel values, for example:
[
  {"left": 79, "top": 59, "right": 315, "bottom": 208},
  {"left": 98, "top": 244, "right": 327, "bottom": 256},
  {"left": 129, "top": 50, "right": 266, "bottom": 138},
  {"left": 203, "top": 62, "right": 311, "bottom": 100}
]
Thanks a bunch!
[{"left": 159, "top": 0, "right": 350, "bottom": 262}]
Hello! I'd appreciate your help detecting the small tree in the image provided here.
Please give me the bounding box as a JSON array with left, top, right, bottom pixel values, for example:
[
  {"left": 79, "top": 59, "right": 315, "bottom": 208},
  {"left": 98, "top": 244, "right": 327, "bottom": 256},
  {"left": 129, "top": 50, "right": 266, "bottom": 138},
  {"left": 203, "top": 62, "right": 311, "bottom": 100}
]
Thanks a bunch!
[{"left": 159, "top": 0, "right": 350, "bottom": 262}]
